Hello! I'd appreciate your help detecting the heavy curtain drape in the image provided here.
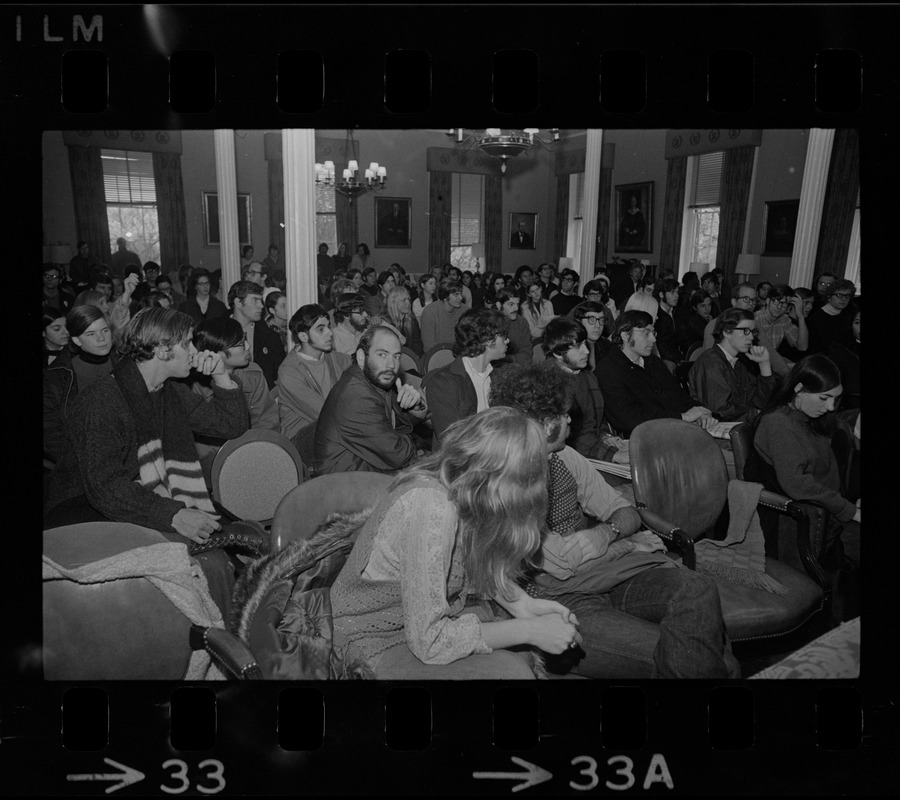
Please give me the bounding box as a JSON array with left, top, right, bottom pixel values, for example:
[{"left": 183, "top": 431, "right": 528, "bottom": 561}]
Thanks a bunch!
[
  {"left": 483, "top": 175, "right": 502, "bottom": 272},
  {"left": 658, "top": 157, "right": 687, "bottom": 276},
  {"left": 428, "top": 172, "right": 452, "bottom": 269},
  {"left": 715, "top": 146, "right": 756, "bottom": 287},
  {"left": 267, "top": 159, "right": 285, "bottom": 255},
  {"left": 595, "top": 167, "right": 613, "bottom": 269},
  {"left": 335, "top": 194, "right": 358, "bottom": 253},
  {"left": 814, "top": 128, "right": 859, "bottom": 281},
  {"left": 67, "top": 145, "right": 111, "bottom": 264},
  {"left": 152, "top": 152, "right": 189, "bottom": 272},
  {"left": 554, "top": 176, "right": 569, "bottom": 265}
]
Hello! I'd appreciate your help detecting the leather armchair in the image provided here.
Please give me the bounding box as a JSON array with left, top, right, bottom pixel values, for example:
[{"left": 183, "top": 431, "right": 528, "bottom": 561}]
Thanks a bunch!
[
  {"left": 43, "top": 522, "right": 261, "bottom": 680},
  {"left": 271, "top": 471, "right": 394, "bottom": 550},
  {"left": 629, "top": 419, "right": 827, "bottom": 643}
]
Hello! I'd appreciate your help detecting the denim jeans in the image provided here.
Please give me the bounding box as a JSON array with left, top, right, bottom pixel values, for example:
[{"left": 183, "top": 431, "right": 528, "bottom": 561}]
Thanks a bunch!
[{"left": 537, "top": 564, "right": 740, "bottom": 679}]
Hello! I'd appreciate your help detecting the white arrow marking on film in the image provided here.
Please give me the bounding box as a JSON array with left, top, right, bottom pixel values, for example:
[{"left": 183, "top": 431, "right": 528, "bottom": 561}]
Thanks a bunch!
[
  {"left": 66, "top": 758, "right": 146, "bottom": 794},
  {"left": 473, "top": 756, "right": 553, "bottom": 792}
]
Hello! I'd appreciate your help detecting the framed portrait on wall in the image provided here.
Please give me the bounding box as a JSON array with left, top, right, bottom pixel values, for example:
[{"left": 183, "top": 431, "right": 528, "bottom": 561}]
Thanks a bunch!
[
  {"left": 614, "top": 181, "right": 653, "bottom": 253},
  {"left": 762, "top": 199, "right": 800, "bottom": 256},
  {"left": 509, "top": 212, "right": 537, "bottom": 249},
  {"left": 374, "top": 196, "right": 412, "bottom": 248},
  {"left": 202, "top": 191, "right": 252, "bottom": 248}
]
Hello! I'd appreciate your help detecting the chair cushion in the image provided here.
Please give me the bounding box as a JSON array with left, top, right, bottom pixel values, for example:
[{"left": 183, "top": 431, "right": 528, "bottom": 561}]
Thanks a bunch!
[
  {"left": 715, "top": 557, "right": 824, "bottom": 641},
  {"left": 216, "top": 439, "right": 301, "bottom": 521},
  {"left": 43, "top": 523, "right": 193, "bottom": 680}
]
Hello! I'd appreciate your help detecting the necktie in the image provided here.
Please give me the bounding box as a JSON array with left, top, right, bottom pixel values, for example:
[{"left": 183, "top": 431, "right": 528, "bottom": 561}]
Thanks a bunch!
[{"left": 546, "top": 452, "right": 581, "bottom": 535}]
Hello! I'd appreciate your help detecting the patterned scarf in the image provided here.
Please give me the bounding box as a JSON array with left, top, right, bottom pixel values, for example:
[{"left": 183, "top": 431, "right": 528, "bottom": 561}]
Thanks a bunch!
[
  {"left": 546, "top": 452, "right": 581, "bottom": 535},
  {"left": 113, "top": 357, "right": 215, "bottom": 513}
]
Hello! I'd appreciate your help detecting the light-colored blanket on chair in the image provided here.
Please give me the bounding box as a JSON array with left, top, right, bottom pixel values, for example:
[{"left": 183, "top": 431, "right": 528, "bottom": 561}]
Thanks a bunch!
[
  {"left": 694, "top": 480, "right": 789, "bottom": 595},
  {"left": 42, "top": 543, "right": 226, "bottom": 679}
]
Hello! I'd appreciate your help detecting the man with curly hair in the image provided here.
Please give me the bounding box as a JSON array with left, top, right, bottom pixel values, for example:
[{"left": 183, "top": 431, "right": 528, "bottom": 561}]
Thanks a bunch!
[
  {"left": 422, "top": 308, "right": 508, "bottom": 444},
  {"left": 489, "top": 362, "right": 739, "bottom": 679}
]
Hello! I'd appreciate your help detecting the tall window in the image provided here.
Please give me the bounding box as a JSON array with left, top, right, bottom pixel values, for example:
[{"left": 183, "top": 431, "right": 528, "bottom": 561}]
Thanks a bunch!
[
  {"left": 101, "top": 149, "right": 160, "bottom": 264},
  {"left": 450, "top": 173, "right": 484, "bottom": 272},
  {"left": 315, "top": 183, "right": 337, "bottom": 253},
  {"left": 681, "top": 151, "right": 723, "bottom": 276}
]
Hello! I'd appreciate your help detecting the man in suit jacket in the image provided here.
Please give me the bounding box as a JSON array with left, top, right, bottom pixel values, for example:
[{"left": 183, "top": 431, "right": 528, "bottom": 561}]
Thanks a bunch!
[
  {"left": 610, "top": 262, "right": 645, "bottom": 311},
  {"left": 227, "top": 279, "right": 286, "bottom": 390},
  {"left": 314, "top": 327, "right": 428, "bottom": 475},
  {"left": 421, "top": 308, "right": 507, "bottom": 444},
  {"left": 510, "top": 220, "right": 534, "bottom": 249}
]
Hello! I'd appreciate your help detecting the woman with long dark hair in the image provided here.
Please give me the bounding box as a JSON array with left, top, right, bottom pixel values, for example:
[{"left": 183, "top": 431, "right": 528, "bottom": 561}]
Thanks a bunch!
[
  {"left": 748, "top": 354, "right": 859, "bottom": 569},
  {"left": 520, "top": 282, "right": 556, "bottom": 342},
  {"left": 332, "top": 242, "right": 352, "bottom": 272},
  {"left": 329, "top": 407, "right": 581, "bottom": 678},
  {"left": 350, "top": 242, "right": 372, "bottom": 271},
  {"left": 413, "top": 273, "right": 437, "bottom": 320}
]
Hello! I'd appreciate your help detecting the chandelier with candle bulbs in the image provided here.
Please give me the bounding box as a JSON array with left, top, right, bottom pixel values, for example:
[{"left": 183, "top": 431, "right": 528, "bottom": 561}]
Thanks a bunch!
[
  {"left": 446, "top": 128, "right": 560, "bottom": 173},
  {"left": 315, "top": 130, "right": 387, "bottom": 203}
]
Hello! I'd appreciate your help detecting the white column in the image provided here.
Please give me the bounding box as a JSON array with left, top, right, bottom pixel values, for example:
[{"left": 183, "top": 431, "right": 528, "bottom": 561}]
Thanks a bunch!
[
  {"left": 790, "top": 128, "right": 834, "bottom": 288},
  {"left": 579, "top": 129, "right": 603, "bottom": 279},
  {"left": 282, "top": 128, "right": 317, "bottom": 312},
  {"left": 213, "top": 130, "right": 240, "bottom": 294}
]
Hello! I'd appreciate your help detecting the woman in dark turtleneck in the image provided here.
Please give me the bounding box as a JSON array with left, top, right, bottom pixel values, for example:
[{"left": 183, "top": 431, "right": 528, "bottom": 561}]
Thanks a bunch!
[{"left": 43, "top": 305, "right": 118, "bottom": 464}]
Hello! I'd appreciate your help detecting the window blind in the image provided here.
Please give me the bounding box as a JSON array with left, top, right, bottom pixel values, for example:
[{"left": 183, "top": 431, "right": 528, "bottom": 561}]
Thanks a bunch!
[
  {"left": 101, "top": 149, "right": 157, "bottom": 204},
  {"left": 692, "top": 151, "right": 723, "bottom": 206}
]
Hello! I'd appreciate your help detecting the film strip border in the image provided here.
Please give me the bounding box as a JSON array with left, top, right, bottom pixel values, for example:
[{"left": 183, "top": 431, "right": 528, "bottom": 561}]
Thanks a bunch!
[
  {"left": 1, "top": 682, "right": 884, "bottom": 795},
  {"left": 1, "top": 5, "right": 891, "bottom": 127},
  {"left": 6, "top": 2, "right": 899, "bottom": 796}
]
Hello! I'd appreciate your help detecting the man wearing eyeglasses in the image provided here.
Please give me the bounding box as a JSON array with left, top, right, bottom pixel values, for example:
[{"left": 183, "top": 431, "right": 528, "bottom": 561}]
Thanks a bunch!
[
  {"left": 689, "top": 307, "right": 774, "bottom": 423},
  {"left": 241, "top": 262, "right": 268, "bottom": 288},
  {"left": 754, "top": 283, "right": 808, "bottom": 357},
  {"left": 597, "top": 311, "right": 714, "bottom": 438},
  {"left": 41, "top": 263, "right": 74, "bottom": 314},
  {"left": 572, "top": 301, "right": 614, "bottom": 375},
  {"left": 807, "top": 279, "right": 857, "bottom": 354},
  {"left": 701, "top": 283, "right": 793, "bottom": 377},
  {"left": 550, "top": 269, "right": 582, "bottom": 315}
]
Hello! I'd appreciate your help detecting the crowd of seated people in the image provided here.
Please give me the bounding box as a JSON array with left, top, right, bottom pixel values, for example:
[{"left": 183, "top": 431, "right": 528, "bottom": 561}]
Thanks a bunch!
[{"left": 42, "top": 252, "right": 860, "bottom": 680}]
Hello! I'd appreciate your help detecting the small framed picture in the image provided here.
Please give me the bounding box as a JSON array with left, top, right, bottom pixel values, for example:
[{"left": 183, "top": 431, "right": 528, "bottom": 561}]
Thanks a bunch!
[
  {"left": 509, "top": 212, "right": 537, "bottom": 250},
  {"left": 202, "top": 191, "right": 252, "bottom": 248},
  {"left": 762, "top": 199, "right": 800, "bottom": 256},
  {"left": 375, "top": 196, "right": 412, "bottom": 248},
  {"left": 615, "top": 181, "right": 654, "bottom": 253}
]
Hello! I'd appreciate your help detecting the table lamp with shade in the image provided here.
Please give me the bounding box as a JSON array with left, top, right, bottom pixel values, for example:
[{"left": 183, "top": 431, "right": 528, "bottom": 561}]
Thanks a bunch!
[
  {"left": 469, "top": 243, "right": 484, "bottom": 273},
  {"left": 735, "top": 253, "right": 761, "bottom": 283},
  {"left": 49, "top": 243, "right": 73, "bottom": 280}
]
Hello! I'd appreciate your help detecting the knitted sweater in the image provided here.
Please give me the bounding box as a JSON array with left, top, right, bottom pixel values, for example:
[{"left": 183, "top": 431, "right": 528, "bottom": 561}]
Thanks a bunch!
[
  {"left": 420, "top": 301, "right": 464, "bottom": 351},
  {"left": 45, "top": 362, "right": 249, "bottom": 532},
  {"left": 330, "top": 478, "right": 490, "bottom": 669},
  {"left": 753, "top": 405, "right": 857, "bottom": 523}
]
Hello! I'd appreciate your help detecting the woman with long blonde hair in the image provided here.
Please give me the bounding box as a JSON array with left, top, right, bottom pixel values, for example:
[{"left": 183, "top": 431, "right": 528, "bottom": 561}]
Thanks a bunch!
[
  {"left": 383, "top": 286, "right": 424, "bottom": 356},
  {"left": 329, "top": 407, "right": 581, "bottom": 679}
]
